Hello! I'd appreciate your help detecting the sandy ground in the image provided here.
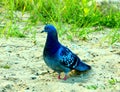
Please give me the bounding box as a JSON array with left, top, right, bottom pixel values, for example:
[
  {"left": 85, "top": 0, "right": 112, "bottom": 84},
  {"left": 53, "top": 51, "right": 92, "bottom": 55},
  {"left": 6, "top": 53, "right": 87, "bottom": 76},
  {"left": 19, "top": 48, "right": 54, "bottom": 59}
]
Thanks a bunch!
[{"left": 0, "top": 26, "right": 120, "bottom": 92}]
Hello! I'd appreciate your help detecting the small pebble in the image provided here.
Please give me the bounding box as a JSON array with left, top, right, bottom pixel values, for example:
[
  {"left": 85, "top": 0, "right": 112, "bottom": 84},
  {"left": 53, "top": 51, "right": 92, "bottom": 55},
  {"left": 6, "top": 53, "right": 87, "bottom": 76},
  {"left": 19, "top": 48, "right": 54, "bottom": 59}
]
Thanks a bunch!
[
  {"left": 35, "top": 72, "right": 40, "bottom": 76},
  {"left": 31, "top": 76, "right": 37, "bottom": 80},
  {"left": 26, "top": 87, "right": 30, "bottom": 90}
]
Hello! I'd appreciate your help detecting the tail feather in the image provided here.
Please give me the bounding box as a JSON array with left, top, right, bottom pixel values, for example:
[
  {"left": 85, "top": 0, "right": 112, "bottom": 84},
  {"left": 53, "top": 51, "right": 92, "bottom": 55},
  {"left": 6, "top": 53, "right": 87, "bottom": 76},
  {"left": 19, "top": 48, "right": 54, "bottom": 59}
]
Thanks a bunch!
[{"left": 75, "top": 61, "right": 91, "bottom": 71}]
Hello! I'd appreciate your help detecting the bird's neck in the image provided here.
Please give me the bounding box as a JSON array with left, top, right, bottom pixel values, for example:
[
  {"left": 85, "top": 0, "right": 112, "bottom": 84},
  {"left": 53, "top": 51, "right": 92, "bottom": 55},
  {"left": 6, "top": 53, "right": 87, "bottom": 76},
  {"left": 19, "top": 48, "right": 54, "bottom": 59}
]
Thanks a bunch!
[{"left": 44, "top": 33, "right": 60, "bottom": 55}]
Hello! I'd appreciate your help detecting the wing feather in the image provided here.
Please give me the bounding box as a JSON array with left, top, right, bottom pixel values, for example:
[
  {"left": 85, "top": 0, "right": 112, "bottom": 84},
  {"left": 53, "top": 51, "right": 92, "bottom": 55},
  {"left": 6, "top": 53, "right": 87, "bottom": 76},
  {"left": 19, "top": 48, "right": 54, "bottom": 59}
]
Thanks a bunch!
[{"left": 57, "top": 46, "right": 79, "bottom": 69}]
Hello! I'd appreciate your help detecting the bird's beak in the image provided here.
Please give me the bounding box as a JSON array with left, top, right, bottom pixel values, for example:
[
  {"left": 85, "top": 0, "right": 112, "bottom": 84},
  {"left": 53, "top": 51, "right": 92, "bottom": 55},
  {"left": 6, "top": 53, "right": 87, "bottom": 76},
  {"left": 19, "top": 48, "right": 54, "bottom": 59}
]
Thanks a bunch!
[{"left": 41, "top": 30, "right": 45, "bottom": 33}]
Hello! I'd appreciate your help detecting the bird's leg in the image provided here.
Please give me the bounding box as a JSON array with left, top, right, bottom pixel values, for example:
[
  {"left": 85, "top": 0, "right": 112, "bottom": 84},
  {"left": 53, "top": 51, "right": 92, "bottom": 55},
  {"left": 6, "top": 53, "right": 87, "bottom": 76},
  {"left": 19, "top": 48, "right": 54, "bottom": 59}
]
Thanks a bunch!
[
  {"left": 57, "top": 73, "right": 61, "bottom": 79},
  {"left": 63, "top": 74, "right": 68, "bottom": 80}
]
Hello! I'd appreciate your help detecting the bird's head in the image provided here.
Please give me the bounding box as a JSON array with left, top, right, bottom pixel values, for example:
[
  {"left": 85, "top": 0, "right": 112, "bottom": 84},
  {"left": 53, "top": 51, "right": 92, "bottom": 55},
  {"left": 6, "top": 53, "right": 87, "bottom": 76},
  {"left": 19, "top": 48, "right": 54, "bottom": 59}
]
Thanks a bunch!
[{"left": 41, "top": 24, "right": 57, "bottom": 33}]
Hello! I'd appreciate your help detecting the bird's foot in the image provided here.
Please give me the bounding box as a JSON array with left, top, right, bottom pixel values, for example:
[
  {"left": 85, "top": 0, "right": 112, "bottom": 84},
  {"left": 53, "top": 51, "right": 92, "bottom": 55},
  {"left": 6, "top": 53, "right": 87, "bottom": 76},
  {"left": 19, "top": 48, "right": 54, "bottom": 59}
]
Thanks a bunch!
[
  {"left": 58, "top": 75, "right": 61, "bottom": 79},
  {"left": 58, "top": 74, "right": 67, "bottom": 80},
  {"left": 63, "top": 75, "right": 67, "bottom": 80}
]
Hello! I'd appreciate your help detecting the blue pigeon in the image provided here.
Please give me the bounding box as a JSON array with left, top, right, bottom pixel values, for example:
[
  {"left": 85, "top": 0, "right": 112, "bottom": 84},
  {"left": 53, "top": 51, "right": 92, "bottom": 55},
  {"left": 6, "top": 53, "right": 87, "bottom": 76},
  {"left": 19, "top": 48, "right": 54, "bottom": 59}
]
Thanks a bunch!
[{"left": 41, "top": 24, "right": 91, "bottom": 80}]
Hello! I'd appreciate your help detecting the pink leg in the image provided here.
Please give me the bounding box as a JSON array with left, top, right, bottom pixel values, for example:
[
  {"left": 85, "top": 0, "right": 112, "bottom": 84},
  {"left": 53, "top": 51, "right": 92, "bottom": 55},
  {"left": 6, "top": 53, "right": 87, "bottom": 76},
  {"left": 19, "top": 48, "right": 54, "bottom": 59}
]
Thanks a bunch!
[
  {"left": 58, "top": 74, "right": 61, "bottom": 79},
  {"left": 63, "top": 75, "right": 67, "bottom": 80}
]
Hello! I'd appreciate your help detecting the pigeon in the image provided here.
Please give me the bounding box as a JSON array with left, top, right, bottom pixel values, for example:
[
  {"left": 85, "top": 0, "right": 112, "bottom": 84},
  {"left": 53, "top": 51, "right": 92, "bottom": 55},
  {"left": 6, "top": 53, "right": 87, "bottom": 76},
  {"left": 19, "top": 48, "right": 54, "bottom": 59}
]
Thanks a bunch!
[{"left": 41, "top": 24, "right": 91, "bottom": 80}]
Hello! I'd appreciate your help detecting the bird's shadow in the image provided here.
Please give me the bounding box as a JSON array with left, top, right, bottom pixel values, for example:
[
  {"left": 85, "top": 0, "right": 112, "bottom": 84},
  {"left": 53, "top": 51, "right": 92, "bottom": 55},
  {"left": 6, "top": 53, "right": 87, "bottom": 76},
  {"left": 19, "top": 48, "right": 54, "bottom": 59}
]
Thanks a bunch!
[
  {"left": 60, "top": 70, "right": 93, "bottom": 84},
  {"left": 39, "top": 69, "right": 93, "bottom": 84}
]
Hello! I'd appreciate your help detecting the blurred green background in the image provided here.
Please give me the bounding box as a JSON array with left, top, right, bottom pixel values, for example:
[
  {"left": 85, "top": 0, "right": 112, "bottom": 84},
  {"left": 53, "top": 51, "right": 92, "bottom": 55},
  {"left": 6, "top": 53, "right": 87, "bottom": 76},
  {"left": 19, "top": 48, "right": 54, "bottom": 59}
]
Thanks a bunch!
[{"left": 0, "top": 0, "right": 120, "bottom": 44}]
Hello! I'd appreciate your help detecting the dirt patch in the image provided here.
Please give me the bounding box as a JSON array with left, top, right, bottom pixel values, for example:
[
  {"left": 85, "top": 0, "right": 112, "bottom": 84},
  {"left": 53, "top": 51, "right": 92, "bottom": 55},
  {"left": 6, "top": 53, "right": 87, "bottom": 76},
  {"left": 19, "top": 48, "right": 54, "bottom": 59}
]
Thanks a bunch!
[{"left": 0, "top": 26, "right": 120, "bottom": 92}]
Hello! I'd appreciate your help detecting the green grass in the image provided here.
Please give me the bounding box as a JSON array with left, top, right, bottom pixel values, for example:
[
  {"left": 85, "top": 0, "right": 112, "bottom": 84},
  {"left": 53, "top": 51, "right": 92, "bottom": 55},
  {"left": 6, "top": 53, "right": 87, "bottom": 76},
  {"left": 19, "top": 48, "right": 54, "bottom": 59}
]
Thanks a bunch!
[
  {"left": 0, "top": 0, "right": 120, "bottom": 44},
  {"left": 0, "top": 64, "right": 11, "bottom": 69},
  {"left": 101, "top": 28, "right": 120, "bottom": 45},
  {"left": 86, "top": 84, "right": 98, "bottom": 90},
  {"left": 0, "top": 22, "right": 26, "bottom": 38},
  {"left": 108, "top": 78, "right": 120, "bottom": 85},
  {"left": 108, "top": 78, "right": 117, "bottom": 85}
]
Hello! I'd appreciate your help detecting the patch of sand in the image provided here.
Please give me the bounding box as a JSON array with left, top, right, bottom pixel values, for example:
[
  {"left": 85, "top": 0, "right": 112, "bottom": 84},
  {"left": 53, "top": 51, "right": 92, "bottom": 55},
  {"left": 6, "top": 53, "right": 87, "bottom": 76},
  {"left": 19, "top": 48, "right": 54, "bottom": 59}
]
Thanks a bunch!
[{"left": 0, "top": 27, "right": 120, "bottom": 92}]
